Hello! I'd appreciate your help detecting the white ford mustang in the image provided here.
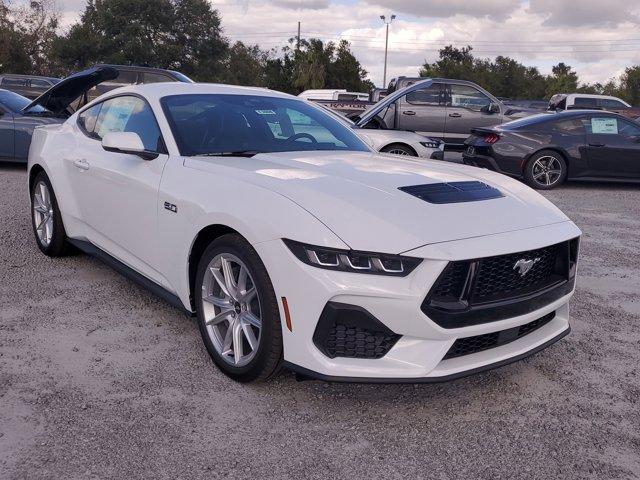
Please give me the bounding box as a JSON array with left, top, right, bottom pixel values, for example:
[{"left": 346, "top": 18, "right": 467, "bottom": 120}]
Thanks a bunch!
[{"left": 28, "top": 83, "right": 581, "bottom": 383}]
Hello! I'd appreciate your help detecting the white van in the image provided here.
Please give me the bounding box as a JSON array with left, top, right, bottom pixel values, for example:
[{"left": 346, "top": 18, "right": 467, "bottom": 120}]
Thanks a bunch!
[{"left": 298, "top": 89, "right": 368, "bottom": 101}]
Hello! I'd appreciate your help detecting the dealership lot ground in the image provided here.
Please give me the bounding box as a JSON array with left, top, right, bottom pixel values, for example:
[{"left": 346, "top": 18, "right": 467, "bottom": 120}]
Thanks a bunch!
[{"left": 1, "top": 163, "right": 639, "bottom": 480}]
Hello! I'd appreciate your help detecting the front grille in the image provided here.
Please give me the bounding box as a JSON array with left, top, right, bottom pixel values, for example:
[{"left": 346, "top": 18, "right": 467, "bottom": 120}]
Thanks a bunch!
[
  {"left": 472, "top": 243, "right": 564, "bottom": 302},
  {"left": 422, "top": 238, "right": 579, "bottom": 328},
  {"left": 443, "top": 311, "right": 555, "bottom": 359}
]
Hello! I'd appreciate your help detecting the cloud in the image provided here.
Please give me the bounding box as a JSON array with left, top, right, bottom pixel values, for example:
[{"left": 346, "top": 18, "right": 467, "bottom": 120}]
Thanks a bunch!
[
  {"left": 364, "top": 0, "right": 520, "bottom": 18},
  {"left": 51, "top": 0, "right": 640, "bottom": 88},
  {"left": 272, "top": 0, "right": 330, "bottom": 9},
  {"left": 529, "top": 0, "right": 640, "bottom": 27}
]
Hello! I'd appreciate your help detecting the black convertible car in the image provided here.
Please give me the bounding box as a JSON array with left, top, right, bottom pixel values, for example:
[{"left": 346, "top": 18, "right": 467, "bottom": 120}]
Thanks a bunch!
[{"left": 462, "top": 110, "right": 640, "bottom": 189}]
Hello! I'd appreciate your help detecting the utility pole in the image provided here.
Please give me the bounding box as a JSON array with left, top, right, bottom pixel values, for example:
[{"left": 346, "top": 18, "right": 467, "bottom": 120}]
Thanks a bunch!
[
  {"left": 297, "top": 22, "right": 301, "bottom": 51},
  {"left": 380, "top": 14, "right": 396, "bottom": 87}
]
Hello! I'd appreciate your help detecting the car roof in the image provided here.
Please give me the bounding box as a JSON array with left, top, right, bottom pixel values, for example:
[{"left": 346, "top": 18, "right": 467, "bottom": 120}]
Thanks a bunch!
[
  {"left": 105, "top": 82, "right": 297, "bottom": 100},
  {"left": 501, "top": 109, "right": 632, "bottom": 129},
  {"left": 93, "top": 64, "right": 184, "bottom": 75},
  {"left": 0, "top": 74, "right": 60, "bottom": 81}
]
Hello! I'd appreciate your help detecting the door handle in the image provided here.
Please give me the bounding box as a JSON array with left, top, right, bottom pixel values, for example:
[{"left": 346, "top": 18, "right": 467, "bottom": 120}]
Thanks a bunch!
[
  {"left": 588, "top": 142, "right": 605, "bottom": 147},
  {"left": 402, "top": 111, "right": 416, "bottom": 116},
  {"left": 73, "top": 159, "right": 90, "bottom": 170},
  {"left": 448, "top": 113, "right": 462, "bottom": 118}
]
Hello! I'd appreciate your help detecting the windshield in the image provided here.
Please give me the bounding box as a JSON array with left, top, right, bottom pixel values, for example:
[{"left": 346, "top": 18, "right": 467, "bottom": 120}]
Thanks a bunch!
[
  {"left": 161, "top": 94, "right": 370, "bottom": 156},
  {"left": 0, "top": 89, "right": 48, "bottom": 114}
]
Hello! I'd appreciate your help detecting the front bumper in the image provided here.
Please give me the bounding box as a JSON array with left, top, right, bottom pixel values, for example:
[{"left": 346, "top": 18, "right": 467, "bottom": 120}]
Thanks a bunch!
[{"left": 253, "top": 221, "right": 580, "bottom": 382}]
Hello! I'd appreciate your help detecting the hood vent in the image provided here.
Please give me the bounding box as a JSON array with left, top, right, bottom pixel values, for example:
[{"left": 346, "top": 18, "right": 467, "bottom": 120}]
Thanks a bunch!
[{"left": 399, "top": 181, "right": 504, "bottom": 204}]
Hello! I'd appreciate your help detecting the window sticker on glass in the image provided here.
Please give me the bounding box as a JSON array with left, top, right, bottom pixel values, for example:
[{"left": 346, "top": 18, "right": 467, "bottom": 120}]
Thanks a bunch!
[
  {"left": 256, "top": 110, "right": 276, "bottom": 115},
  {"left": 591, "top": 117, "right": 618, "bottom": 134}
]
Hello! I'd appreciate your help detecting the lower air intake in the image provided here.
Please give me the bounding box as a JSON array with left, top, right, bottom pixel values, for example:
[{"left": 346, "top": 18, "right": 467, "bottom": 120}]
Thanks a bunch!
[
  {"left": 443, "top": 311, "right": 555, "bottom": 360},
  {"left": 313, "top": 302, "right": 400, "bottom": 359}
]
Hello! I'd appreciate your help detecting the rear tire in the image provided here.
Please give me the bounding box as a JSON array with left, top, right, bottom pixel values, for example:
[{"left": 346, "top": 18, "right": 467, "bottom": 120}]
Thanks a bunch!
[
  {"left": 381, "top": 144, "right": 417, "bottom": 156},
  {"left": 30, "top": 171, "right": 74, "bottom": 257},
  {"left": 195, "top": 234, "right": 283, "bottom": 382},
  {"left": 523, "top": 150, "right": 567, "bottom": 190}
]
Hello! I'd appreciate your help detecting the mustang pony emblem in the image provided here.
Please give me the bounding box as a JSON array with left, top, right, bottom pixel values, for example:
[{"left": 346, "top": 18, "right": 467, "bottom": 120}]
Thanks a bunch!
[{"left": 513, "top": 257, "right": 541, "bottom": 277}]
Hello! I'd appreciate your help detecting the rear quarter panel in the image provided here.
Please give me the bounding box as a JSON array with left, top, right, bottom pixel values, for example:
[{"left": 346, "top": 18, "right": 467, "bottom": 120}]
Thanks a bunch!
[{"left": 28, "top": 122, "right": 87, "bottom": 237}]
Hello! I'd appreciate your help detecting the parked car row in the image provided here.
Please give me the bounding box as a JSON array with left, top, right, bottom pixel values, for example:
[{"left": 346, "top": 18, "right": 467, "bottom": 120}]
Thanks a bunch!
[{"left": 2, "top": 65, "right": 639, "bottom": 191}]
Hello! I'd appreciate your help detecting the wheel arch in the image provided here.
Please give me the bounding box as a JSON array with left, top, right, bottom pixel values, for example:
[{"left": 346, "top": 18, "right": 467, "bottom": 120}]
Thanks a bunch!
[
  {"left": 523, "top": 147, "right": 570, "bottom": 176},
  {"left": 380, "top": 142, "right": 418, "bottom": 156},
  {"left": 28, "top": 164, "right": 46, "bottom": 192},
  {"left": 187, "top": 224, "right": 243, "bottom": 311}
]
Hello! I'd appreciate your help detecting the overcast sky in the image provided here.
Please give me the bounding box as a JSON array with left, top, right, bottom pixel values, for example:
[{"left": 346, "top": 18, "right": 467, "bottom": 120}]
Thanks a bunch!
[{"left": 58, "top": 0, "right": 640, "bottom": 88}]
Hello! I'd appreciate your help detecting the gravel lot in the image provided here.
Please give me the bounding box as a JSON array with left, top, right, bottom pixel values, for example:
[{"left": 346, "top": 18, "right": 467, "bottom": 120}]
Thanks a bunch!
[{"left": 1, "top": 163, "right": 639, "bottom": 479}]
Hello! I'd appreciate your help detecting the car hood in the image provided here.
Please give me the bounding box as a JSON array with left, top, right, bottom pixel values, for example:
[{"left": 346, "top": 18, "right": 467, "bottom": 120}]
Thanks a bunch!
[
  {"left": 24, "top": 66, "right": 119, "bottom": 115},
  {"left": 185, "top": 151, "right": 571, "bottom": 254}
]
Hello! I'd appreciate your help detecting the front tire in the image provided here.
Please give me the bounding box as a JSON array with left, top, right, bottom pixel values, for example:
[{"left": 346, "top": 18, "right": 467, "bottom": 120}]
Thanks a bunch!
[
  {"left": 523, "top": 150, "right": 567, "bottom": 190},
  {"left": 195, "top": 234, "right": 283, "bottom": 382},
  {"left": 30, "top": 171, "right": 74, "bottom": 257}
]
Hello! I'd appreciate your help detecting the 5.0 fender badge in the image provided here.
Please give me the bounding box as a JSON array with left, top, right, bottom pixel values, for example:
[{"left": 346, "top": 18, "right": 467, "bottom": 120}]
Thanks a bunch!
[{"left": 164, "top": 201, "right": 177, "bottom": 213}]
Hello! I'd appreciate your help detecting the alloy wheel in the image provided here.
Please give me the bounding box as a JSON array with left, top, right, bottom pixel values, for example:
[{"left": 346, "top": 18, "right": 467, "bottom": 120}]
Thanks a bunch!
[
  {"left": 386, "top": 148, "right": 411, "bottom": 156},
  {"left": 201, "top": 253, "right": 262, "bottom": 367},
  {"left": 532, "top": 156, "right": 563, "bottom": 187},
  {"left": 32, "top": 181, "right": 54, "bottom": 247}
]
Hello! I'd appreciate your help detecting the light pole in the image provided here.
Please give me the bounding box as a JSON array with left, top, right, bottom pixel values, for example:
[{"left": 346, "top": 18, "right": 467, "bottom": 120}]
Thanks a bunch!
[{"left": 380, "top": 14, "right": 396, "bottom": 88}]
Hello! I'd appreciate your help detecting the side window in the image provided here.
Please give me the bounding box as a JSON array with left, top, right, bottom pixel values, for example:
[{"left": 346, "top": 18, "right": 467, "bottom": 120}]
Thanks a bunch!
[
  {"left": 573, "top": 97, "right": 598, "bottom": 108},
  {"left": 552, "top": 118, "right": 585, "bottom": 135},
  {"left": 600, "top": 99, "right": 627, "bottom": 109},
  {"left": 103, "top": 70, "right": 139, "bottom": 87},
  {"left": 143, "top": 72, "right": 173, "bottom": 84},
  {"left": 30, "top": 79, "right": 51, "bottom": 88},
  {"left": 586, "top": 117, "right": 619, "bottom": 135},
  {"left": 77, "top": 103, "right": 103, "bottom": 136},
  {"left": 449, "top": 84, "right": 491, "bottom": 111},
  {"left": 618, "top": 120, "right": 640, "bottom": 137},
  {"left": 93, "top": 96, "right": 163, "bottom": 152},
  {"left": 406, "top": 83, "right": 442, "bottom": 106}
]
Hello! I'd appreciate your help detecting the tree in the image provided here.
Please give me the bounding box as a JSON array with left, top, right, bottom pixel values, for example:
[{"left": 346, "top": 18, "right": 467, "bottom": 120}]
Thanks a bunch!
[
  {"left": 544, "top": 62, "right": 579, "bottom": 97},
  {"left": 420, "top": 45, "right": 476, "bottom": 81},
  {"left": 221, "top": 41, "right": 269, "bottom": 87},
  {"left": 325, "top": 40, "right": 374, "bottom": 92},
  {"left": 289, "top": 38, "right": 373, "bottom": 94},
  {"left": 618, "top": 66, "right": 640, "bottom": 106},
  {"left": 55, "top": 0, "right": 228, "bottom": 80},
  {"left": 0, "top": 0, "right": 60, "bottom": 75}
]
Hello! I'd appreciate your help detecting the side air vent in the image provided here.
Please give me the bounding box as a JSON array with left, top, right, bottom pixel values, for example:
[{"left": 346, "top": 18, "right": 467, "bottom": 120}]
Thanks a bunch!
[{"left": 399, "top": 181, "right": 504, "bottom": 204}]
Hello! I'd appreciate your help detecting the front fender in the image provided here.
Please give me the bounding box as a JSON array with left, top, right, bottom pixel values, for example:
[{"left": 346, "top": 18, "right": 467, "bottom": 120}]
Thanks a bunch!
[{"left": 157, "top": 158, "right": 348, "bottom": 310}]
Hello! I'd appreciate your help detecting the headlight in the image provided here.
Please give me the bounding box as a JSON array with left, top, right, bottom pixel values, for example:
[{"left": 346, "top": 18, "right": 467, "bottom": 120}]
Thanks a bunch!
[
  {"left": 283, "top": 239, "right": 422, "bottom": 277},
  {"left": 420, "top": 140, "right": 441, "bottom": 149}
]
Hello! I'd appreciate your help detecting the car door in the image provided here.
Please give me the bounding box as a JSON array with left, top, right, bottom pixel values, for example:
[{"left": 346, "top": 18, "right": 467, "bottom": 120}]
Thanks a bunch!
[
  {"left": 584, "top": 115, "right": 640, "bottom": 178},
  {"left": 444, "top": 83, "right": 503, "bottom": 145},
  {"left": 395, "top": 81, "right": 446, "bottom": 139},
  {"left": 0, "top": 105, "right": 14, "bottom": 160},
  {"left": 70, "top": 95, "right": 170, "bottom": 282}
]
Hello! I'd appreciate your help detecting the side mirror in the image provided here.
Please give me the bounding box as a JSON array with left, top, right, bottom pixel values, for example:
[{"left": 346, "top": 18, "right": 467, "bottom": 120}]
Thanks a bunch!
[
  {"left": 483, "top": 102, "right": 500, "bottom": 114},
  {"left": 101, "top": 131, "right": 157, "bottom": 160}
]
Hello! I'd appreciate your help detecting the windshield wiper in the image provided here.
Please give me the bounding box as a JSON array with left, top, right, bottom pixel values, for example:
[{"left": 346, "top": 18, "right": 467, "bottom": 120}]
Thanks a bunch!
[{"left": 198, "top": 150, "right": 262, "bottom": 157}]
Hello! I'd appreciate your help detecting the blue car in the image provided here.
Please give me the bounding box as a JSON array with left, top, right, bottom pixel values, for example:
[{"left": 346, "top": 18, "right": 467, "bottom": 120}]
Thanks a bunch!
[{"left": 0, "top": 66, "right": 120, "bottom": 163}]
